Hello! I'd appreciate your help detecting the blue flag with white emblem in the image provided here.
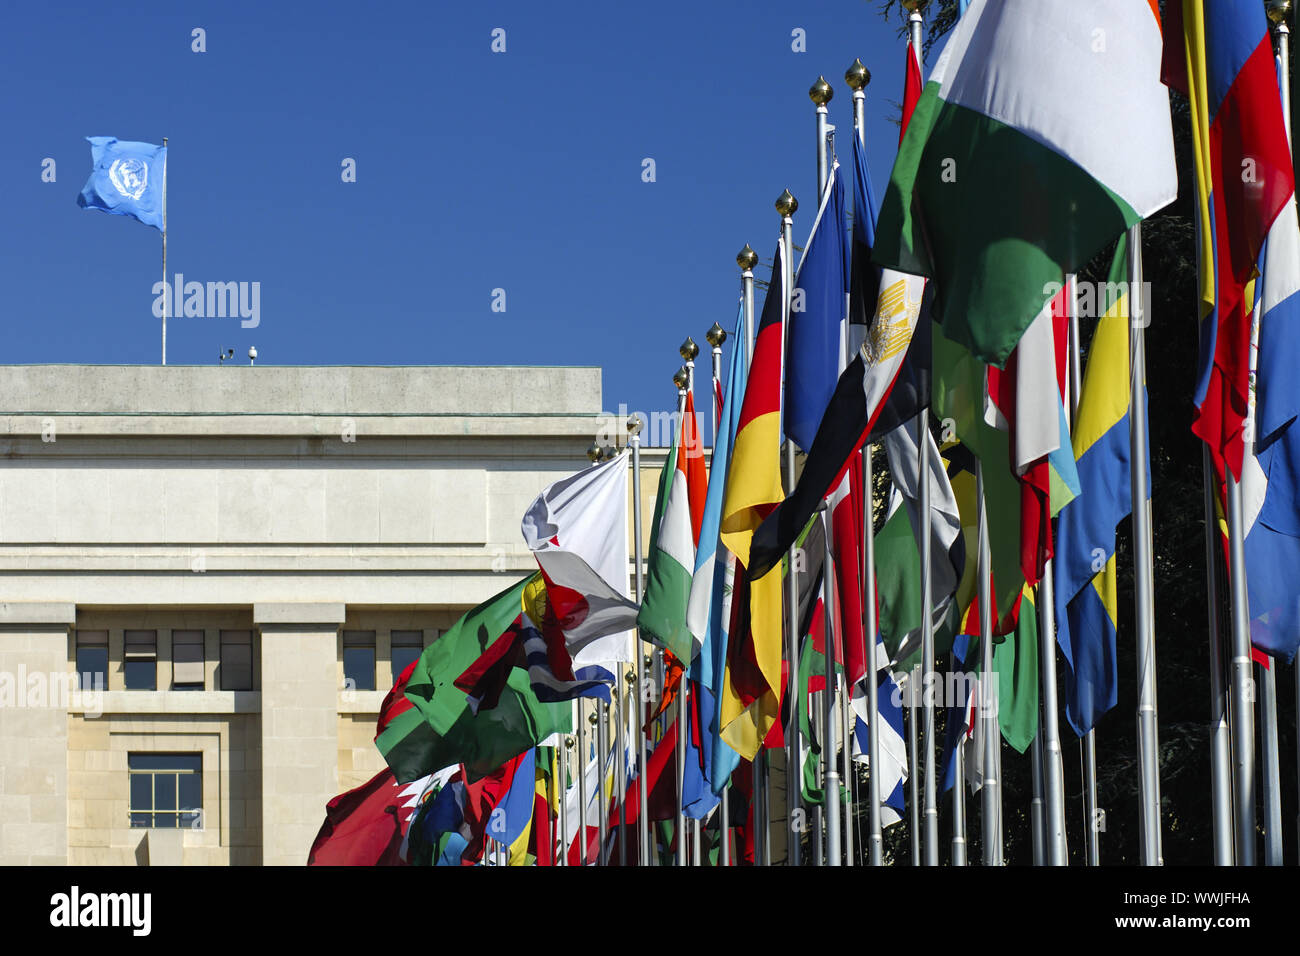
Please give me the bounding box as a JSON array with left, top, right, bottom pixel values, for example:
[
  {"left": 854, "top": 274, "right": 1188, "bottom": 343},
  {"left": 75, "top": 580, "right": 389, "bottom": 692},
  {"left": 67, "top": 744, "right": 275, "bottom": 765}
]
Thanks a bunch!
[{"left": 77, "top": 137, "right": 166, "bottom": 230}]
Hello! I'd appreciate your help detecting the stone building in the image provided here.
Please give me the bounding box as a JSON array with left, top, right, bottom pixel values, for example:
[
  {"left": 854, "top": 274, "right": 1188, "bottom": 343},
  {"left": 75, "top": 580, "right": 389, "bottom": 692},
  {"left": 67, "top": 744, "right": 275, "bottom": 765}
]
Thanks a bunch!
[{"left": 0, "top": 364, "right": 671, "bottom": 865}]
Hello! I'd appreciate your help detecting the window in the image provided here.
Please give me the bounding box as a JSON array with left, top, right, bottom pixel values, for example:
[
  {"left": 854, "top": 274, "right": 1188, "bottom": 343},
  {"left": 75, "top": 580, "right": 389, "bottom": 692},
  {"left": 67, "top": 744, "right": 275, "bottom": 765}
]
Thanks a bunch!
[
  {"left": 128, "top": 753, "right": 202, "bottom": 828},
  {"left": 171, "top": 630, "right": 205, "bottom": 690},
  {"left": 123, "top": 631, "right": 157, "bottom": 691},
  {"left": 343, "top": 631, "right": 376, "bottom": 691},
  {"left": 75, "top": 630, "right": 108, "bottom": 691},
  {"left": 219, "top": 631, "right": 253, "bottom": 691},
  {"left": 390, "top": 630, "right": 423, "bottom": 680}
]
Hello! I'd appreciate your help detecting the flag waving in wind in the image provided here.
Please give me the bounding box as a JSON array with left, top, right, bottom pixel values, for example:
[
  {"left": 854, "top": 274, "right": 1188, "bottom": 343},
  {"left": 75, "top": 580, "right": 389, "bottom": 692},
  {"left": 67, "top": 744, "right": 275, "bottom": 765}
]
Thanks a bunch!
[
  {"left": 77, "top": 137, "right": 166, "bottom": 230},
  {"left": 875, "top": 0, "right": 1177, "bottom": 369}
]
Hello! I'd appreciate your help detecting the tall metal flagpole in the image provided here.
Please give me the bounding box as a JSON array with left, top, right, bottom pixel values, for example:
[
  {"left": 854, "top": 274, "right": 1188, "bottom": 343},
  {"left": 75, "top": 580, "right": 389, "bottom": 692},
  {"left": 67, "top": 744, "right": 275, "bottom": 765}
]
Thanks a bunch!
[
  {"left": 907, "top": 665, "right": 921, "bottom": 865},
  {"left": 629, "top": 414, "right": 650, "bottom": 865},
  {"left": 1203, "top": 445, "right": 1234, "bottom": 865},
  {"left": 903, "top": 0, "right": 939, "bottom": 870},
  {"left": 161, "top": 136, "right": 168, "bottom": 366},
  {"left": 1128, "top": 223, "right": 1164, "bottom": 865},
  {"left": 1267, "top": 0, "right": 1300, "bottom": 862},
  {"left": 1039, "top": 559, "right": 1068, "bottom": 865},
  {"left": 977, "top": 462, "right": 1002, "bottom": 865},
  {"left": 706, "top": 321, "right": 727, "bottom": 865},
  {"left": 952, "top": 652, "right": 967, "bottom": 866},
  {"left": 729, "top": 246, "right": 758, "bottom": 867},
  {"left": 592, "top": 709, "right": 608, "bottom": 865},
  {"left": 1030, "top": 728, "right": 1046, "bottom": 865},
  {"left": 673, "top": 359, "right": 691, "bottom": 866},
  {"left": 559, "top": 734, "right": 571, "bottom": 866},
  {"left": 847, "top": 56, "right": 884, "bottom": 867},
  {"left": 776, "top": 189, "right": 801, "bottom": 867},
  {"left": 820, "top": 507, "right": 843, "bottom": 865},
  {"left": 1064, "top": 274, "right": 1102, "bottom": 867},
  {"left": 617, "top": 670, "right": 629, "bottom": 866},
  {"left": 577, "top": 703, "right": 589, "bottom": 866}
]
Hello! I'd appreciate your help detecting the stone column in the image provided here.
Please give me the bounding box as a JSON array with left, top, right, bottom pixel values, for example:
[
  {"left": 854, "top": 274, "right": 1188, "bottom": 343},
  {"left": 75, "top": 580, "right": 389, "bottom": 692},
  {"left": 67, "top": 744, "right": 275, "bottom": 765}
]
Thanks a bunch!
[
  {"left": 254, "top": 602, "right": 344, "bottom": 866},
  {"left": 0, "top": 602, "right": 76, "bottom": 865}
]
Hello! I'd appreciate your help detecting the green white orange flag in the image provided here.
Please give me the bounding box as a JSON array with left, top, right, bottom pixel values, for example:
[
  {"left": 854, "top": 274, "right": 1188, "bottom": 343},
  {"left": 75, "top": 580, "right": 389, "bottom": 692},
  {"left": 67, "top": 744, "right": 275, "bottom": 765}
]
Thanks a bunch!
[
  {"left": 874, "top": 0, "right": 1176, "bottom": 368},
  {"left": 637, "top": 392, "right": 702, "bottom": 664}
]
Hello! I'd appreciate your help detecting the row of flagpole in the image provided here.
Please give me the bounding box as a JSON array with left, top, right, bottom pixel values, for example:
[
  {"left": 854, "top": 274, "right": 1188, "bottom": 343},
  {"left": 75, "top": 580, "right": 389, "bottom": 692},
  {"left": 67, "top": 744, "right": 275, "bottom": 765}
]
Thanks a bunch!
[{"left": 542, "top": 1, "right": 1299, "bottom": 869}]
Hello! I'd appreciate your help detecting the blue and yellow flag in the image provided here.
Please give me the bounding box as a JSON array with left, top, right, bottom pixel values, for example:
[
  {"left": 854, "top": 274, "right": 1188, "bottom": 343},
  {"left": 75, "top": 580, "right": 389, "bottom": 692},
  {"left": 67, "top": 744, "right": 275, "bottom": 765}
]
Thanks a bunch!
[
  {"left": 77, "top": 137, "right": 166, "bottom": 231},
  {"left": 1052, "top": 234, "right": 1147, "bottom": 736}
]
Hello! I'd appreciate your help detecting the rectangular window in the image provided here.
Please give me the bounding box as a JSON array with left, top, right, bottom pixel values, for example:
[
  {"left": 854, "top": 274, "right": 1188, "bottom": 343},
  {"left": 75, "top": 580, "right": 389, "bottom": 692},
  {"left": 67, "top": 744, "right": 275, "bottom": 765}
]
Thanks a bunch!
[
  {"left": 219, "top": 631, "right": 253, "bottom": 691},
  {"left": 123, "top": 630, "right": 157, "bottom": 691},
  {"left": 171, "top": 630, "right": 205, "bottom": 690},
  {"left": 343, "top": 631, "right": 376, "bottom": 692},
  {"left": 390, "top": 630, "right": 423, "bottom": 680},
  {"left": 128, "top": 753, "right": 202, "bottom": 828},
  {"left": 75, "top": 630, "right": 108, "bottom": 691}
]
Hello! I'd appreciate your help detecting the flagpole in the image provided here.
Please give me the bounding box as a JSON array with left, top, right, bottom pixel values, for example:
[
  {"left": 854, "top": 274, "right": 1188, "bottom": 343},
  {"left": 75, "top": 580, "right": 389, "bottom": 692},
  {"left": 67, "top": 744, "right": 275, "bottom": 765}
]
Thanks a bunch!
[
  {"left": 841, "top": 670, "right": 855, "bottom": 865},
  {"left": 629, "top": 415, "right": 650, "bottom": 865},
  {"left": 577, "top": 698, "right": 589, "bottom": 866},
  {"left": 559, "top": 734, "right": 571, "bottom": 866},
  {"left": 1267, "top": 0, "right": 1299, "bottom": 863},
  {"left": 673, "top": 359, "right": 691, "bottom": 866},
  {"left": 907, "top": 664, "right": 921, "bottom": 865},
  {"left": 776, "top": 188, "right": 802, "bottom": 868},
  {"left": 1202, "top": 446, "right": 1235, "bottom": 864},
  {"left": 847, "top": 56, "right": 884, "bottom": 867},
  {"left": 592, "top": 708, "right": 608, "bottom": 865},
  {"left": 1030, "top": 729, "right": 1046, "bottom": 865},
  {"left": 819, "top": 506, "right": 843, "bottom": 865},
  {"left": 903, "top": 0, "right": 939, "bottom": 871},
  {"left": 617, "top": 671, "right": 629, "bottom": 866},
  {"left": 1127, "top": 223, "right": 1164, "bottom": 865},
  {"left": 1038, "top": 558, "right": 1068, "bottom": 864},
  {"left": 951, "top": 651, "right": 967, "bottom": 866},
  {"left": 977, "top": 462, "right": 1002, "bottom": 865},
  {"left": 161, "top": 136, "right": 167, "bottom": 366},
  {"left": 1062, "top": 273, "right": 1102, "bottom": 867},
  {"left": 708, "top": 322, "right": 727, "bottom": 438}
]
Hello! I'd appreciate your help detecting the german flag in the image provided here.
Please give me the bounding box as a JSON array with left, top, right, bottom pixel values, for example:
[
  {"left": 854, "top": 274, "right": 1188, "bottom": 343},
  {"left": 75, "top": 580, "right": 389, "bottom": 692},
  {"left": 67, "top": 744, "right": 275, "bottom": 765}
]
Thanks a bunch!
[{"left": 717, "top": 241, "right": 786, "bottom": 759}]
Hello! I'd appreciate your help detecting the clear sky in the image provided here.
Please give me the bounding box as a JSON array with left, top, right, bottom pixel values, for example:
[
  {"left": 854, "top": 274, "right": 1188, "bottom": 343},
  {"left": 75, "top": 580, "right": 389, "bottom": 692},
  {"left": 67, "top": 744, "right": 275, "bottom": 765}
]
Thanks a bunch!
[{"left": 2, "top": 1, "right": 933, "bottom": 444}]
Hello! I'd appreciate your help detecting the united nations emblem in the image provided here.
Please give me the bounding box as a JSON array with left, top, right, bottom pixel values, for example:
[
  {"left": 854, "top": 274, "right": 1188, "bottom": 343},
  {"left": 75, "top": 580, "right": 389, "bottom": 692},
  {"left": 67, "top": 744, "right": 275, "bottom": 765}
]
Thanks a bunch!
[
  {"left": 864, "top": 276, "right": 921, "bottom": 366},
  {"left": 108, "top": 157, "right": 149, "bottom": 200}
]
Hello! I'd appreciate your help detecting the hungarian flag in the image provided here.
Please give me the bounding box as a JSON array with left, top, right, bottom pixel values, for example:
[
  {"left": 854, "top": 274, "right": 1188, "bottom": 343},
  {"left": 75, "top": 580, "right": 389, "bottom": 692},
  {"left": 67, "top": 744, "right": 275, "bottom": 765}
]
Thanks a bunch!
[{"left": 875, "top": 0, "right": 1177, "bottom": 369}]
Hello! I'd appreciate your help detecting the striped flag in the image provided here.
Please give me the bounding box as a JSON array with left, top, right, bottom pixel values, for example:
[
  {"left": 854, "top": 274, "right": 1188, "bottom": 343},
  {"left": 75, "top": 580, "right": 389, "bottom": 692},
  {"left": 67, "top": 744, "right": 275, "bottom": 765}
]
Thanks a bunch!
[
  {"left": 876, "top": 0, "right": 1177, "bottom": 369},
  {"left": 1164, "top": 0, "right": 1296, "bottom": 481},
  {"left": 638, "top": 392, "right": 702, "bottom": 664},
  {"left": 1053, "top": 237, "right": 1142, "bottom": 734},
  {"left": 717, "top": 242, "right": 787, "bottom": 759}
]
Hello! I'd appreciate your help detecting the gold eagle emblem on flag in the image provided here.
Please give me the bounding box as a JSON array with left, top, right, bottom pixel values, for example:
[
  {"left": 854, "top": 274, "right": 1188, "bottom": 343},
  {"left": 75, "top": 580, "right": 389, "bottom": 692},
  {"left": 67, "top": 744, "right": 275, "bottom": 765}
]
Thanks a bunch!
[{"left": 864, "top": 277, "right": 921, "bottom": 366}]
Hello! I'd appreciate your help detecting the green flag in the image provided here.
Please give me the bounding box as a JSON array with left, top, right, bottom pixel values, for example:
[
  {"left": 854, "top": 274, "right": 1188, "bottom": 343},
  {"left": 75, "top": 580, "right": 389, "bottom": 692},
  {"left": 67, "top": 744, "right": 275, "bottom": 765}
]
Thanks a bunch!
[
  {"left": 993, "top": 587, "right": 1039, "bottom": 754},
  {"left": 377, "top": 574, "right": 572, "bottom": 783}
]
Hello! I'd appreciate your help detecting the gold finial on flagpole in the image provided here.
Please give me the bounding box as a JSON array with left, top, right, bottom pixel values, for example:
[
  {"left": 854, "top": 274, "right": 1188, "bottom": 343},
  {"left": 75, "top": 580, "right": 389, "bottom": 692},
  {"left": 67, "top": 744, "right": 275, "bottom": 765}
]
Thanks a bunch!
[
  {"left": 845, "top": 58, "right": 871, "bottom": 91},
  {"left": 737, "top": 244, "right": 758, "bottom": 271},
  {"left": 706, "top": 322, "right": 727, "bottom": 348},
  {"left": 809, "top": 76, "right": 834, "bottom": 106},
  {"left": 679, "top": 337, "right": 699, "bottom": 362},
  {"left": 775, "top": 189, "right": 798, "bottom": 217}
]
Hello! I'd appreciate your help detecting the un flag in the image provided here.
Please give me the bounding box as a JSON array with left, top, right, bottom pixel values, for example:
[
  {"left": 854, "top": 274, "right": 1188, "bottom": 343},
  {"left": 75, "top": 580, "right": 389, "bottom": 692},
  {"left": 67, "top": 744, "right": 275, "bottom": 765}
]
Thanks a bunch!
[{"left": 77, "top": 137, "right": 166, "bottom": 230}]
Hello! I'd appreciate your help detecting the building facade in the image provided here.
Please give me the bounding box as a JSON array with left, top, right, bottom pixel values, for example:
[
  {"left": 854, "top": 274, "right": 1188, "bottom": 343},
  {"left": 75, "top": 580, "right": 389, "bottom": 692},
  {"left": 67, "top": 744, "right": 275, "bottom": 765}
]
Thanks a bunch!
[{"left": 0, "top": 364, "right": 671, "bottom": 866}]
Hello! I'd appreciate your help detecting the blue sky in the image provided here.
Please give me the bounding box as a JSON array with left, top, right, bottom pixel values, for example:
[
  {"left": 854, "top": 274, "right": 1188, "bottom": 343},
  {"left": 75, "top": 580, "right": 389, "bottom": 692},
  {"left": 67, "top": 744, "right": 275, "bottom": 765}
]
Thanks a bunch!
[{"left": 2, "top": 1, "right": 930, "bottom": 443}]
